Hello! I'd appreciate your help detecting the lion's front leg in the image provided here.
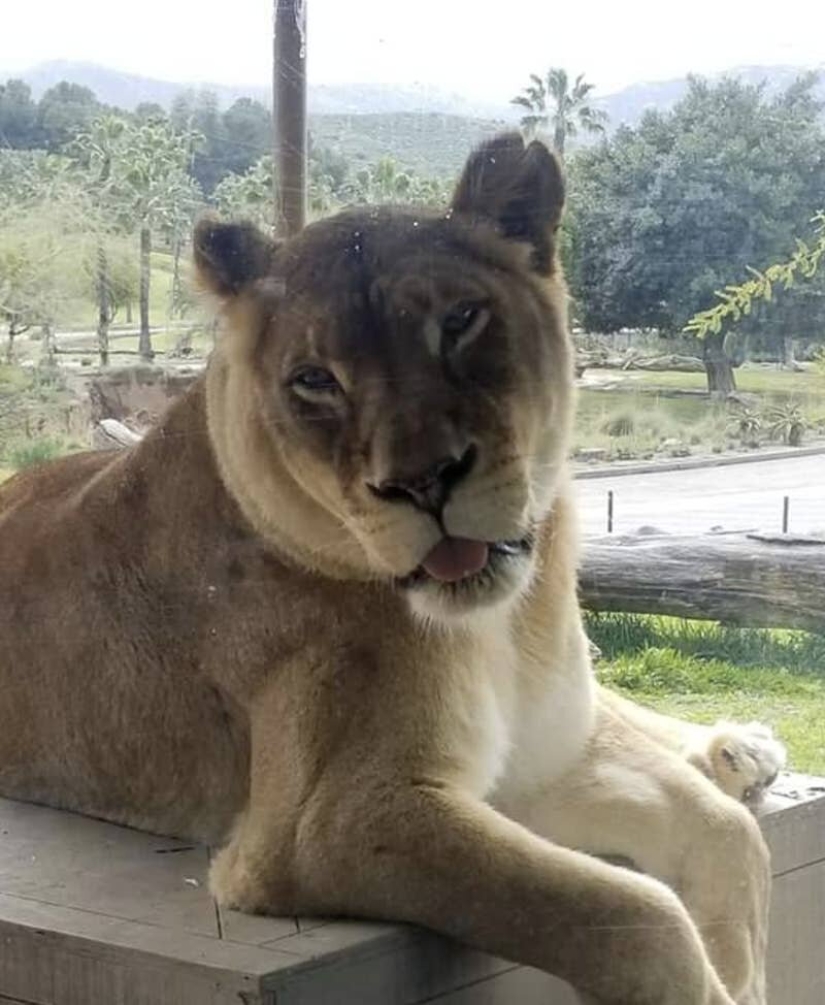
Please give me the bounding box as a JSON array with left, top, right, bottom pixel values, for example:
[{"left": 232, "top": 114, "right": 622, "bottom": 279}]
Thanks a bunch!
[
  {"left": 598, "top": 687, "right": 786, "bottom": 811},
  {"left": 213, "top": 774, "right": 738, "bottom": 1005},
  {"left": 209, "top": 686, "right": 733, "bottom": 1005},
  {"left": 500, "top": 698, "right": 771, "bottom": 1004}
]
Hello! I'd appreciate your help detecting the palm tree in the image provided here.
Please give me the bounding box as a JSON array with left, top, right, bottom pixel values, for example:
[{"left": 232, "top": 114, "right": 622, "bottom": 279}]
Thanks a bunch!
[
  {"left": 119, "top": 120, "right": 202, "bottom": 361},
  {"left": 511, "top": 69, "right": 608, "bottom": 158},
  {"left": 72, "top": 115, "right": 128, "bottom": 366}
]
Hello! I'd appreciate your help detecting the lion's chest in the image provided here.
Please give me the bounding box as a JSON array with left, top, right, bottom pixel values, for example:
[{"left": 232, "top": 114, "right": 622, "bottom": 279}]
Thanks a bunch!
[{"left": 440, "top": 611, "right": 595, "bottom": 805}]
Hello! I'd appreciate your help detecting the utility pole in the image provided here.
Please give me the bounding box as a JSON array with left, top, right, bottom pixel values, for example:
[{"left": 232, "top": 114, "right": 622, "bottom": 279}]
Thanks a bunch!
[{"left": 272, "top": 0, "right": 308, "bottom": 236}]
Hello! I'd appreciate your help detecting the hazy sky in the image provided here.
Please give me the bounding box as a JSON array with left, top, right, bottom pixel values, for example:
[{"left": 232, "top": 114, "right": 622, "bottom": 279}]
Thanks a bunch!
[{"left": 2, "top": 0, "right": 824, "bottom": 98}]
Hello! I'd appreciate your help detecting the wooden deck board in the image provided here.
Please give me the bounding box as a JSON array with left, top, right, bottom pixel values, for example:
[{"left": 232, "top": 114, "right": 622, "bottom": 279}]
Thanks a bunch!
[
  {"left": 0, "top": 774, "right": 822, "bottom": 1004},
  {"left": 0, "top": 802, "right": 217, "bottom": 939}
]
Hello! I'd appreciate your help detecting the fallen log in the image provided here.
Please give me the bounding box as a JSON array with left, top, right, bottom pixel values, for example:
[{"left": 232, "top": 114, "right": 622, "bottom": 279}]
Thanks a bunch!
[
  {"left": 580, "top": 532, "right": 825, "bottom": 634},
  {"left": 623, "top": 353, "right": 705, "bottom": 372}
]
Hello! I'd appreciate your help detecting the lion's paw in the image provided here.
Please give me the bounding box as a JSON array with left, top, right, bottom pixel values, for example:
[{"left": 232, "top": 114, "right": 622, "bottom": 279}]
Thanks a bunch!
[
  {"left": 209, "top": 842, "right": 267, "bottom": 913},
  {"left": 691, "top": 720, "right": 786, "bottom": 810}
]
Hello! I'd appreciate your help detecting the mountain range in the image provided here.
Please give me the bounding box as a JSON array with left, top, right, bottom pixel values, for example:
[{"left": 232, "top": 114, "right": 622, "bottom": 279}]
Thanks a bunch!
[
  {"left": 8, "top": 59, "right": 825, "bottom": 127},
  {"left": 3, "top": 60, "right": 823, "bottom": 179}
]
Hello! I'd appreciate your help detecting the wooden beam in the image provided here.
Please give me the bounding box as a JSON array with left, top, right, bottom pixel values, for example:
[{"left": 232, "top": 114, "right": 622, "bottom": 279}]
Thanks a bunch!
[
  {"left": 272, "top": 0, "right": 308, "bottom": 236},
  {"left": 579, "top": 532, "right": 825, "bottom": 633}
]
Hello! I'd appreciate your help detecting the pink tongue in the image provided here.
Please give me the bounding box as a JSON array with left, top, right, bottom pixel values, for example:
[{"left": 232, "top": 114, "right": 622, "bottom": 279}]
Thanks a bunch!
[{"left": 421, "top": 537, "right": 489, "bottom": 583}]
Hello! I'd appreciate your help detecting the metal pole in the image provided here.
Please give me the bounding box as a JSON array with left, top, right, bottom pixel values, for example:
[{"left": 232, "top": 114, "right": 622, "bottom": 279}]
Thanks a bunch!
[
  {"left": 607, "top": 490, "right": 614, "bottom": 534},
  {"left": 782, "top": 495, "right": 789, "bottom": 535},
  {"left": 272, "top": 0, "right": 308, "bottom": 237}
]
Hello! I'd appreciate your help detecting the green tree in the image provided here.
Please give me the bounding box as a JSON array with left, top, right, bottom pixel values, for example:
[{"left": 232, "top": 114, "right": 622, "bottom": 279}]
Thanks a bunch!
[
  {"left": 0, "top": 80, "right": 37, "bottom": 148},
  {"left": 221, "top": 98, "right": 271, "bottom": 177},
  {"left": 36, "top": 81, "right": 100, "bottom": 152},
  {"left": 71, "top": 115, "right": 135, "bottom": 365},
  {"left": 170, "top": 89, "right": 226, "bottom": 193},
  {"left": 511, "top": 69, "right": 607, "bottom": 157},
  {"left": 309, "top": 137, "right": 350, "bottom": 193},
  {"left": 214, "top": 151, "right": 448, "bottom": 231},
  {"left": 121, "top": 121, "right": 203, "bottom": 359},
  {"left": 170, "top": 92, "right": 273, "bottom": 193},
  {"left": 0, "top": 150, "right": 74, "bottom": 211},
  {"left": 340, "top": 157, "right": 448, "bottom": 206},
  {"left": 0, "top": 199, "right": 87, "bottom": 362},
  {"left": 686, "top": 211, "right": 825, "bottom": 368},
  {"left": 74, "top": 115, "right": 204, "bottom": 360},
  {"left": 213, "top": 156, "right": 277, "bottom": 232},
  {"left": 134, "top": 102, "right": 167, "bottom": 124},
  {"left": 566, "top": 75, "right": 825, "bottom": 394}
]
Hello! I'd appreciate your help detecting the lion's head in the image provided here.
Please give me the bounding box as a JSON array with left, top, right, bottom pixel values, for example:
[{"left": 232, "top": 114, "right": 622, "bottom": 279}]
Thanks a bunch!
[{"left": 194, "top": 133, "right": 573, "bottom": 622}]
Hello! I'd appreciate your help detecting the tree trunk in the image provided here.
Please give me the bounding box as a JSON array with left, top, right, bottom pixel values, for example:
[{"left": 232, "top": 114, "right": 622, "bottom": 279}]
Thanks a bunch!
[
  {"left": 580, "top": 532, "right": 825, "bottom": 634},
  {"left": 4, "top": 321, "right": 17, "bottom": 365},
  {"left": 126, "top": 300, "right": 133, "bottom": 324},
  {"left": 553, "top": 122, "right": 566, "bottom": 159},
  {"left": 702, "top": 332, "right": 736, "bottom": 397},
  {"left": 139, "top": 225, "right": 152, "bottom": 361},
  {"left": 40, "top": 323, "right": 56, "bottom": 366},
  {"left": 781, "top": 330, "right": 795, "bottom": 369},
  {"left": 96, "top": 244, "right": 111, "bottom": 367},
  {"left": 170, "top": 232, "right": 183, "bottom": 319}
]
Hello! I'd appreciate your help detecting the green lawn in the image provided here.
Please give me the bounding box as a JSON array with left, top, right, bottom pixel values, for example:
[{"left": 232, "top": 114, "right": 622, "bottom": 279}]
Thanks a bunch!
[
  {"left": 630, "top": 364, "right": 825, "bottom": 398},
  {"left": 55, "top": 255, "right": 178, "bottom": 330},
  {"left": 5, "top": 254, "right": 210, "bottom": 366},
  {"left": 587, "top": 613, "right": 825, "bottom": 775},
  {"left": 575, "top": 362, "right": 825, "bottom": 460}
]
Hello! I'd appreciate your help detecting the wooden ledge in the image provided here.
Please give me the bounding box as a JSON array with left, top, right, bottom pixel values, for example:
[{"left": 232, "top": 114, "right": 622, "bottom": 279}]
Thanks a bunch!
[{"left": 0, "top": 775, "right": 822, "bottom": 1004}]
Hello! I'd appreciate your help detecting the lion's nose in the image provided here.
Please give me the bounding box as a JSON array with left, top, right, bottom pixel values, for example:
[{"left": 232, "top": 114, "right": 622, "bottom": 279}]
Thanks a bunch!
[{"left": 368, "top": 445, "right": 477, "bottom": 515}]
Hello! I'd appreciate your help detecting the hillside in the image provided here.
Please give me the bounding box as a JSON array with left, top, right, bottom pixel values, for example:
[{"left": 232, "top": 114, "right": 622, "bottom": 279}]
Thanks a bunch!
[
  {"left": 598, "top": 64, "right": 825, "bottom": 126},
  {"left": 310, "top": 112, "right": 509, "bottom": 177},
  {"left": 3, "top": 60, "right": 822, "bottom": 180},
  {"left": 11, "top": 60, "right": 515, "bottom": 119},
  {"left": 11, "top": 59, "right": 823, "bottom": 126}
]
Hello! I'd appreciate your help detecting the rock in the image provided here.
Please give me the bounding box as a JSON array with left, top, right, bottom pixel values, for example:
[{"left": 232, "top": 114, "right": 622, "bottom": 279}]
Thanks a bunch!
[{"left": 93, "top": 419, "right": 144, "bottom": 450}]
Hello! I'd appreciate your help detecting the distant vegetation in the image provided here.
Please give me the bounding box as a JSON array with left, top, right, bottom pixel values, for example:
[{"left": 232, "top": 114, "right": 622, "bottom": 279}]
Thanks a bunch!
[
  {"left": 309, "top": 113, "right": 506, "bottom": 178},
  {"left": 1, "top": 67, "right": 824, "bottom": 394},
  {"left": 15, "top": 59, "right": 825, "bottom": 126}
]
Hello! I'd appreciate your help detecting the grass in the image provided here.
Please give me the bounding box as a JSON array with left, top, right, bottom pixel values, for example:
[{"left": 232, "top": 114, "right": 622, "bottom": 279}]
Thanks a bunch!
[
  {"left": 575, "top": 392, "right": 730, "bottom": 459},
  {"left": 35, "top": 258, "right": 178, "bottom": 331},
  {"left": 5, "top": 255, "right": 209, "bottom": 366},
  {"left": 576, "top": 361, "right": 825, "bottom": 460},
  {"left": 631, "top": 364, "right": 825, "bottom": 398},
  {"left": 586, "top": 613, "right": 825, "bottom": 774},
  {"left": 0, "top": 365, "right": 86, "bottom": 473},
  {"left": 7, "top": 438, "right": 66, "bottom": 470}
]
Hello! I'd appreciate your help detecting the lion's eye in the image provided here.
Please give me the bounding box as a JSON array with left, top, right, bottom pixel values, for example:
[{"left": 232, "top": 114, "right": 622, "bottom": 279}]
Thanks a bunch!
[
  {"left": 290, "top": 366, "right": 342, "bottom": 397},
  {"left": 441, "top": 302, "right": 490, "bottom": 349}
]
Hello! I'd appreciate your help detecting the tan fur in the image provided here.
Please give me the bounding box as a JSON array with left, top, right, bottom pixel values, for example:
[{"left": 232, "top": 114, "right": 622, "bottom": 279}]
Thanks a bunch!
[{"left": 0, "top": 134, "right": 781, "bottom": 1004}]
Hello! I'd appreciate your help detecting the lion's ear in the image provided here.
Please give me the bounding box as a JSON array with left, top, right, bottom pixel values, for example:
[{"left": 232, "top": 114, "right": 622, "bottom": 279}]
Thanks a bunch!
[
  {"left": 193, "top": 217, "right": 277, "bottom": 299},
  {"left": 450, "top": 132, "right": 564, "bottom": 274}
]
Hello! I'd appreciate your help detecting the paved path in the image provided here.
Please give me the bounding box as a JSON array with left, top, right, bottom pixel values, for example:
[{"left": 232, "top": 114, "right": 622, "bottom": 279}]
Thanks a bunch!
[{"left": 576, "top": 454, "right": 824, "bottom": 537}]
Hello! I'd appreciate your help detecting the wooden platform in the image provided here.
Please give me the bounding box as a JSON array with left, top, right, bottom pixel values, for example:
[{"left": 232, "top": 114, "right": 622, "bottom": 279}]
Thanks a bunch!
[{"left": 0, "top": 775, "right": 822, "bottom": 1004}]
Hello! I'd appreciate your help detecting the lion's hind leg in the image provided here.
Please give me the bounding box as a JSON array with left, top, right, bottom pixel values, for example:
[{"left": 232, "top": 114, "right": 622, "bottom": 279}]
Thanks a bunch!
[
  {"left": 598, "top": 687, "right": 786, "bottom": 811},
  {"left": 502, "top": 699, "right": 771, "bottom": 1004}
]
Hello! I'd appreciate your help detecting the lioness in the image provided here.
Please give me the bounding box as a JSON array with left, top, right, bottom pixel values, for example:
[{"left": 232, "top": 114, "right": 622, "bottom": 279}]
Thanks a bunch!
[{"left": 0, "top": 133, "right": 784, "bottom": 1004}]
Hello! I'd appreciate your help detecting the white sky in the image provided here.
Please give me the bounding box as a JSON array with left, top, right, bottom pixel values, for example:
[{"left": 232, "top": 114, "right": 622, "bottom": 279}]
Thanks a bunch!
[{"left": 1, "top": 0, "right": 824, "bottom": 98}]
